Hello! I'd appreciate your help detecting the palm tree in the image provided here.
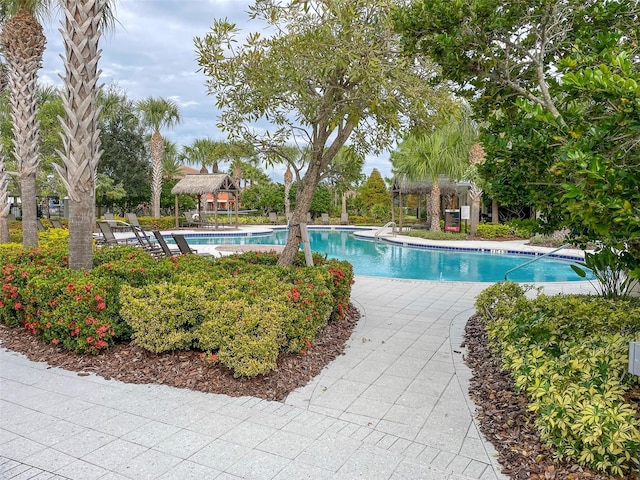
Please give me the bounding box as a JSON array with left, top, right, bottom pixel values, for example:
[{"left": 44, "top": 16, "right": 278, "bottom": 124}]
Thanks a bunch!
[
  {"left": 51, "top": 0, "right": 116, "bottom": 270},
  {"left": 0, "top": 1, "right": 48, "bottom": 247},
  {"left": 0, "top": 60, "right": 11, "bottom": 243},
  {"left": 180, "top": 138, "right": 227, "bottom": 174},
  {"left": 392, "top": 117, "right": 476, "bottom": 231},
  {"left": 136, "top": 97, "right": 181, "bottom": 218},
  {"left": 467, "top": 142, "right": 486, "bottom": 236},
  {"left": 162, "top": 140, "right": 182, "bottom": 181}
]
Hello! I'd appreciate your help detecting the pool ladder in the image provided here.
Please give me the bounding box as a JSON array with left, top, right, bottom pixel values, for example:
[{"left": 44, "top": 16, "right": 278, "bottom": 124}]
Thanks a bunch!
[
  {"left": 375, "top": 222, "right": 397, "bottom": 240},
  {"left": 503, "top": 243, "right": 572, "bottom": 281}
]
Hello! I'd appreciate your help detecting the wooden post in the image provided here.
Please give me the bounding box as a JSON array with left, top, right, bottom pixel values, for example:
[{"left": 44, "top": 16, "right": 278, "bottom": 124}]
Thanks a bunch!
[
  {"left": 174, "top": 195, "right": 179, "bottom": 228},
  {"left": 300, "top": 223, "right": 313, "bottom": 266}
]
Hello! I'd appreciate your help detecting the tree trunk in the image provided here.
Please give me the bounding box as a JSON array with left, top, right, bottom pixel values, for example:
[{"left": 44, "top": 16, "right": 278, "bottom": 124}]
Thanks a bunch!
[
  {"left": 150, "top": 131, "right": 163, "bottom": 218},
  {"left": 284, "top": 182, "right": 292, "bottom": 221},
  {"left": 0, "top": 151, "right": 9, "bottom": 243},
  {"left": 492, "top": 199, "right": 499, "bottom": 223},
  {"left": 278, "top": 163, "right": 321, "bottom": 266},
  {"left": 20, "top": 173, "right": 38, "bottom": 247},
  {"left": 429, "top": 182, "right": 441, "bottom": 231},
  {"left": 469, "top": 182, "right": 482, "bottom": 237},
  {"left": 56, "top": 0, "right": 103, "bottom": 271},
  {"left": 68, "top": 197, "right": 95, "bottom": 271}
]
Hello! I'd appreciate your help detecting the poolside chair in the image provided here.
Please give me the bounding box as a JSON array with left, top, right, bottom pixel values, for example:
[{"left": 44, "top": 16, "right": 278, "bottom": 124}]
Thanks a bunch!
[
  {"left": 321, "top": 213, "right": 330, "bottom": 225},
  {"left": 171, "top": 233, "right": 212, "bottom": 257},
  {"left": 126, "top": 212, "right": 152, "bottom": 231},
  {"left": 268, "top": 212, "right": 278, "bottom": 224},
  {"left": 50, "top": 218, "right": 64, "bottom": 229},
  {"left": 96, "top": 221, "right": 132, "bottom": 246},
  {"left": 129, "top": 225, "right": 164, "bottom": 257},
  {"left": 184, "top": 211, "right": 214, "bottom": 228},
  {"left": 37, "top": 219, "right": 47, "bottom": 231},
  {"left": 152, "top": 230, "right": 181, "bottom": 257}
]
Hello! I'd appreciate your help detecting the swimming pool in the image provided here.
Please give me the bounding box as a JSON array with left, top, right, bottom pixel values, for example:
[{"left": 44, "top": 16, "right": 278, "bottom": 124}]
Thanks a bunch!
[{"left": 178, "top": 229, "right": 589, "bottom": 283}]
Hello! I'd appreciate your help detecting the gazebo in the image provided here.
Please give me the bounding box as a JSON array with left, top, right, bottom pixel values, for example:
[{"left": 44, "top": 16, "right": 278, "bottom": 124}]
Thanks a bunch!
[
  {"left": 170, "top": 174, "right": 241, "bottom": 228},
  {"left": 391, "top": 175, "right": 464, "bottom": 230}
]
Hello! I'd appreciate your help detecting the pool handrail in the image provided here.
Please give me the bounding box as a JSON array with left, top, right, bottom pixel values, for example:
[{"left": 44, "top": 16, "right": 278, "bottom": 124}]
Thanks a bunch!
[
  {"left": 503, "top": 243, "right": 572, "bottom": 281},
  {"left": 375, "top": 222, "right": 397, "bottom": 240}
]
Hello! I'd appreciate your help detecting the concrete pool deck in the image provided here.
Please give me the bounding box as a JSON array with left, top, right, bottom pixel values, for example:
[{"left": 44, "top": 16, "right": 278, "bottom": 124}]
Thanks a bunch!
[{"left": 0, "top": 227, "right": 597, "bottom": 479}]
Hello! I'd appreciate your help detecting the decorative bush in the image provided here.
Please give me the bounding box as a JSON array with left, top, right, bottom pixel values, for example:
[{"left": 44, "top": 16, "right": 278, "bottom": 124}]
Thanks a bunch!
[
  {"left": 476, "top": 223, "right": 513, "bottom": 238},
  {"left": 0, "top": 237, "right": 355, "bottom": 377},
  {"left": 475, "top": 282, "right": 640, "bottom": 476},
  {"left": 119, "top": 283, "right": 205, "bottom": 353}
]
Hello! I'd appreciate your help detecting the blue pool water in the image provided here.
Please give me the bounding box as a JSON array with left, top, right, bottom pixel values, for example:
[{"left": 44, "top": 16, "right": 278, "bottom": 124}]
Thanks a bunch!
[{"left": 182, "top": 229, "right": 588, "bottom": 283}]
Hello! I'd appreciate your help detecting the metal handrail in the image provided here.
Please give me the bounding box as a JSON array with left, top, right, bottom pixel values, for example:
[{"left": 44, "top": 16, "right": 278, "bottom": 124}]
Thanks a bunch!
[
  {"left": 374, "top": 221, "right": 397, "bottom": 240},
  {"left": 504, "top": 243, "right": 572, "bottom": 281}
]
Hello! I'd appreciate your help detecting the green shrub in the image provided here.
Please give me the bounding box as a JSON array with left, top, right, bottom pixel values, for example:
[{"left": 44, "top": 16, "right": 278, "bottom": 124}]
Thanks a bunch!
[
  {"left": 476, "top": 283, "right": 640, "bottom": 476},
  {"left": 476, "top": 223, "right": 513, "bottom": 238},
  {"left": 198, "top": 298, "right": 286, "bottom": 377},
  {"left": 119, "top": 283, "right": 205, "bottom": 352}
]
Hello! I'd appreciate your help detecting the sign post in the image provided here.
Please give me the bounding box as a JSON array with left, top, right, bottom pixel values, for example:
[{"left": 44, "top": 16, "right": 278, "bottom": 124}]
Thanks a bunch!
[{"left": 460, "top": 206, "right": 470, "bottom": 234}]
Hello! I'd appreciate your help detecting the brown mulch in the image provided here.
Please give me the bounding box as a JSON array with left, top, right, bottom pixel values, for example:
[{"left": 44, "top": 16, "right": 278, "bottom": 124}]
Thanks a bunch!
[
  {"left": 464, "top": 313, "right": 637, "bottom": 480},
  {"left": 0, "top": 305, "right": 359, "bottom": 402}
]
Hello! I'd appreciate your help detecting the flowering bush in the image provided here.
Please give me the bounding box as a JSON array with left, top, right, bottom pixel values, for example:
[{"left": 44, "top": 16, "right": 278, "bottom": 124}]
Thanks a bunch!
[{"left": 0, "top": 236, "right": 355, "bottom": 372}]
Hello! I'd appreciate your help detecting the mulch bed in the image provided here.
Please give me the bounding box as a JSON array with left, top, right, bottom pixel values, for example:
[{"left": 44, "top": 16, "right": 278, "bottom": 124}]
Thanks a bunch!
[
  {"left": 464, "top": 313, "right": 637, "bottom": 480},
  {"left": 0, "top": 305, "right": 359, "bottom": 402}
]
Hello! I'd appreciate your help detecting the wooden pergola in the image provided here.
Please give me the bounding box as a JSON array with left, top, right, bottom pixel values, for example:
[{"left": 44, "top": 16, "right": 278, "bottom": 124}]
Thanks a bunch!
[{"left": 170, "top": 174, "right": 241, "bottom": 228}]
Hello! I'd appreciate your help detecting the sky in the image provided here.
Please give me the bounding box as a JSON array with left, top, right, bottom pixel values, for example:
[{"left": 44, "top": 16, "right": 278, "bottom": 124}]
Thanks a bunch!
[{"left": 39, "top": 0, "right": 393, "bottom": 184}]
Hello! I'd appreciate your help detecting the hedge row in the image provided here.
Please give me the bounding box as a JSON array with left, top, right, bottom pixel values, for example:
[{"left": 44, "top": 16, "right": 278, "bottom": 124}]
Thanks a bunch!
[{"left": 0, "top": 230, "right": 354, "bottom": 377}]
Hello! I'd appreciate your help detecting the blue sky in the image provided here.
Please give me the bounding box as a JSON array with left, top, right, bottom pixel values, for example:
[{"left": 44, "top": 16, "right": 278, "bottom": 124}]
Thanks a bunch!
[{"left": 39, "top": 0, "right": 392, "bottom": 183}]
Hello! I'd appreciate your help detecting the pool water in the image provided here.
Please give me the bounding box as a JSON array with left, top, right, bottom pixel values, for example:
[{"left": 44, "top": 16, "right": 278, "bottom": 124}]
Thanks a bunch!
[{"left": 184, "top": 229, "right": 588, "bottom": 282}]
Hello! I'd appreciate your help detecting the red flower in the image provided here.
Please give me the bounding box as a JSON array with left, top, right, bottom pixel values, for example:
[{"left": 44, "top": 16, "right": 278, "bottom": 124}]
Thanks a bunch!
[
  {"left": 51, "top": 338, "right": 59, "bottom": 345},
  {"left": 96, "top": 302, "right": 106, "bottom": 311},
  {"left": 86, "top": 336, "right": 94, "bottom": 344},
  {"left": 20, "top": 271, "right": 28, "bottom": 278},
  {"left": 14, "top": 302, "right": 21, "bottom": 310},
  {"left": 66, "top": 283, "right": 75, "bottom": 292}
]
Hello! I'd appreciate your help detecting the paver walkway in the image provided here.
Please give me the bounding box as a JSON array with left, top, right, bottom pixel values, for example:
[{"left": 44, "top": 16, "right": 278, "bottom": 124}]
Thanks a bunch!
[{"left": 0, "top": 276, "right": 593, "bottom": 479}]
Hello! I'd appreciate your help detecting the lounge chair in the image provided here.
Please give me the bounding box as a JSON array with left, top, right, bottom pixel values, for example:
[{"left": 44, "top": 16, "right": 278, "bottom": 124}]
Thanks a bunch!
[
  {"left": 321, "top": 213, "right": 329, "bottom": 224},
  {"left": 37, "top": 219, "right": 47, "bottom": 231},
  {"left": 268, "top": 212, "right": 278, "bottom": 224},
  {"left": 152, "top": 230, "right": 181, "bottom": 257},
  {"left": 50, "top": 219, "right": 64, "bottom": 229},
  {"left": 171, "top": 233, "right": 212, "bottom": 256},
  {"left": 129, "top": 225, "right": 164, "bottom": 257},
  {"left": 96, "top": 221, "right": 133, "bottom": 246},
  {"left": 126, "top": 212, "right": 152, "bottom": 231},
  {"left": 183, "top": 211, "right": 214, "bottom": 228}
]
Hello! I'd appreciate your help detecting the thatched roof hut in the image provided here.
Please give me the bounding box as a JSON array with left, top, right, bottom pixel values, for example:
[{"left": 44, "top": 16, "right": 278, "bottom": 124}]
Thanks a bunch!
[
  {"left": 171, "top": 173, "right": 239, "bottom": 196},
  {"left": 391, "top": 175, "right": 459, "bottom": 197},
  {"left": 170, "top": 174, "right": 240, "bottom": 228}
]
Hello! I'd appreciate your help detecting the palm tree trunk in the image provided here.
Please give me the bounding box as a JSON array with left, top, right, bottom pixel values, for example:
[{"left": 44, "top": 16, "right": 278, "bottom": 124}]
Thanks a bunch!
[
  {"left": 429, "top": 182, "right": 441, "bottom": 231},
  {"left": 1, "top": 8, "right": 45, "bottom": 248},
  {"left": 20, "top": 173, "right": 38, "bottom": 247},
  {"left": 0, "top": 157, "right": 10, "bottom": 243},
  {"left": 150, "top": 131, "right": 163, "bottom": 218},
  {"left": 56, "top": 0, "right": 104, "bottom": 271},
  {"left": 469, "top": 182, "right": 483, "bottom": 237},
  {"left": 492, "top": 199, "right": 499, "bottom": 223},
  {"left": 68, "top": 198, "right": 95, "bottom": 269}
]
